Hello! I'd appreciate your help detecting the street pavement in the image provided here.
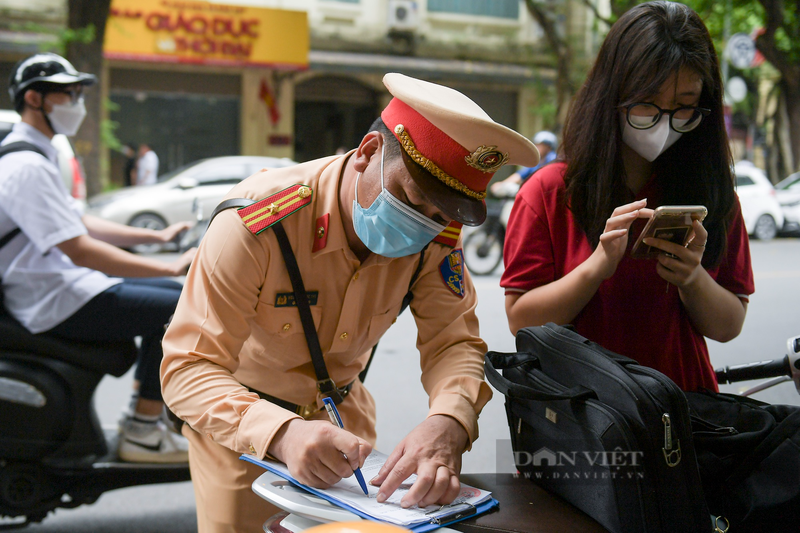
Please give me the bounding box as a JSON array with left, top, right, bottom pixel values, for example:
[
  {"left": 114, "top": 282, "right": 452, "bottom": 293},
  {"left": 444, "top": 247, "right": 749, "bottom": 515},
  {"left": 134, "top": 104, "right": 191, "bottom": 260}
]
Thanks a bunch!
[{"left": 25, "top": 237, "right": 800, "bottom": 532}]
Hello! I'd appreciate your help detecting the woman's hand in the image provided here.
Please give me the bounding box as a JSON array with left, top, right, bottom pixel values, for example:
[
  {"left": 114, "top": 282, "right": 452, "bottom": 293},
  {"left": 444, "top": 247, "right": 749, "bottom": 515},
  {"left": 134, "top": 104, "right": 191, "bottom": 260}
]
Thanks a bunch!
[
  {"left": 643, "top": 219, "right": 747, "bottom": 342},
  {"left": 643, "top": 219, "right": 707, "bottom": 289},
  {"left": 588, "top": 199, "right": 651, "bottom": 280}
]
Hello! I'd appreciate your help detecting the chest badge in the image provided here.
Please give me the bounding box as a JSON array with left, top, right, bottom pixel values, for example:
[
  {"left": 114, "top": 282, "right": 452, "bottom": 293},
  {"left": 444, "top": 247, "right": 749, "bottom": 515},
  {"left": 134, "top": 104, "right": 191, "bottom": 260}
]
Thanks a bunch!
[{"left": 439, "top": 249, "right": 465, "bottom": 298}]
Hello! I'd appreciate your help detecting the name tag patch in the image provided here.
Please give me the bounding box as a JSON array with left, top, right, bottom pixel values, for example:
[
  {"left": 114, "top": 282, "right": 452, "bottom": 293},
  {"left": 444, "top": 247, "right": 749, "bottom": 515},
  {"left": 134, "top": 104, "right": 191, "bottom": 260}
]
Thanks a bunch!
[
  {"left": 275, "top": 291, "right": 319, "bottom": 307},
  {"left": 439, "top": 249, "right": 465, "bottom": 298}
]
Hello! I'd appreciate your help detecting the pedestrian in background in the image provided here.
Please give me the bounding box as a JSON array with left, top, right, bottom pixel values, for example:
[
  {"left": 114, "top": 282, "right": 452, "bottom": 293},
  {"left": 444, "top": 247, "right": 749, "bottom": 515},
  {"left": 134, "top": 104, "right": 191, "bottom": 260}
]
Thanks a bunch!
[
  {"left": 490, "top": 130, "right": 557, "bottom": 197},
  {"left": 136, "top": 143, "right": 159, "bottom": 186},
  {"left": 500, "top": 1, "right": 754, "bottom": 392},
  {"left": 121, "top": 143, "right": 137, "bottom": 187}
]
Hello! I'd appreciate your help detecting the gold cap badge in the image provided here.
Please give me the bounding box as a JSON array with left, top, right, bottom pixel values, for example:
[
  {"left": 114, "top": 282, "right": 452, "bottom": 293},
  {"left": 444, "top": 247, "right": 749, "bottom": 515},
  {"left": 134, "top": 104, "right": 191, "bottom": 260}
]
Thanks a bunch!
[{"left": 465, "top": 145, "right": 509, "bottom": 173}]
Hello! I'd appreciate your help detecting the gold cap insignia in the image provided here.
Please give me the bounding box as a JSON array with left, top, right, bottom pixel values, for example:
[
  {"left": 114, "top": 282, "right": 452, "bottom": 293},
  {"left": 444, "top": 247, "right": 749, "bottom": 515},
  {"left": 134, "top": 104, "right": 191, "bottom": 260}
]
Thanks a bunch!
[{"left": 465, "top": 145, "right": 509, "bottom": 173}]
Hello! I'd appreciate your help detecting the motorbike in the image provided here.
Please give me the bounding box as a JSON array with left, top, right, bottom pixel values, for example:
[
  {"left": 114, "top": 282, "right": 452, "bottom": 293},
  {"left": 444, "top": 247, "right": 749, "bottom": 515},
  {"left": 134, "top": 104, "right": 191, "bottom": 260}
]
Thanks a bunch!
[
  {"left": 715, "top": 334, "right": 800, "bottom": 397},
  {"left": 0, "top": 305, "right": 191, "bottom": 528},
  {"left": 462, "top": 185, "right": 517, "bottom": 276}
]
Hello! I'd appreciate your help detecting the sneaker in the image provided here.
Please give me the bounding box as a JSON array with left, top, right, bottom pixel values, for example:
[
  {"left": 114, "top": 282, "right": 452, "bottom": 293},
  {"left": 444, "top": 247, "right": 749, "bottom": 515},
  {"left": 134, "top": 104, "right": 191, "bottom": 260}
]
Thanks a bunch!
[
  {"left": 118, "top": 418, "right": 189, "bottom": 463},
  {"left": 117, "top": 402, "right": 182, "bottom": 435}
]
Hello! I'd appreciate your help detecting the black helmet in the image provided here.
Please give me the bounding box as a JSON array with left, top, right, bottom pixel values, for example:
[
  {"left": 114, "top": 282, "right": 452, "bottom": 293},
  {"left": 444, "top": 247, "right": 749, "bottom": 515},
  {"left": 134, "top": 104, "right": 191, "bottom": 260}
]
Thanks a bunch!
[{"left": 8, "top": 53, "right": 95, "bottom": 109}]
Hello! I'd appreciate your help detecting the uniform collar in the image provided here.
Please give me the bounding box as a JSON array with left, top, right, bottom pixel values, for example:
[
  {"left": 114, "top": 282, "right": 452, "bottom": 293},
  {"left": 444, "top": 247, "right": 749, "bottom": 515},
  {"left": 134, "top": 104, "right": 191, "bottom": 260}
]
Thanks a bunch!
[
  {"left": 311, "top": 152, "right": 351, "bottom": 257},
  {"left": 312, "top": 150, "right": 402, "bottom": 266},
  {"left": 7, "top": 122, "right": 59, "bottom": 163}
]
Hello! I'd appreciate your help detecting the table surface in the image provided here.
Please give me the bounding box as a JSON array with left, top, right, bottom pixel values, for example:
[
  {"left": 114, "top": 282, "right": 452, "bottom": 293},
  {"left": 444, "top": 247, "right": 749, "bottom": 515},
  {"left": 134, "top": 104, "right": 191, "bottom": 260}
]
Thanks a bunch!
[{"left": 454, "top": 474, "right": 609, "bottom": 533}]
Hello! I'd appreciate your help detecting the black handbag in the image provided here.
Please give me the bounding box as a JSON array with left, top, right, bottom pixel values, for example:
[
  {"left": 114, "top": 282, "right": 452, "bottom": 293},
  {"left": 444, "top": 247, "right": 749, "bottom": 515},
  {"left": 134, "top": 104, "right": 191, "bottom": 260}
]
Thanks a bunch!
[
  {"left": 687, "top": 389, "right": 800, "bottom": 532},
  {"left": 485, "top": 323, "right": 712, "bottom": 533}
]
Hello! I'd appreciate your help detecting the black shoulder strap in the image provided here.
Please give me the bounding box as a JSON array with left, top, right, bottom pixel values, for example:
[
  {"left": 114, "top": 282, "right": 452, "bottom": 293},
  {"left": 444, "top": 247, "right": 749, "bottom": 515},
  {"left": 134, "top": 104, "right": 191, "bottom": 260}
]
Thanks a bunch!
[
  {"left": 208, "top": 198, "right": 258, "bottom": 226},
  {"left": 271, "top": 220, "right": 343, "bottom": 401},
  {"left": 0, "top": 142, "right": 48, "bottom": 253},
  {"left": 0, "top": 141, "right": 48, "bottom": 160},
  {"left": 209, "top": 197, "right": 342, "bottom": 400}
]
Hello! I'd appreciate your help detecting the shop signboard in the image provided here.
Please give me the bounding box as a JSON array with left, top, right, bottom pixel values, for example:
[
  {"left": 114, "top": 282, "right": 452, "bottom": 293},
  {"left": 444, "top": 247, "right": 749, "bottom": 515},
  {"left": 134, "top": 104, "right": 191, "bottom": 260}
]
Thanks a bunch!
[{"left": 104, "top": 0, "right": 309, "bottom": 69}]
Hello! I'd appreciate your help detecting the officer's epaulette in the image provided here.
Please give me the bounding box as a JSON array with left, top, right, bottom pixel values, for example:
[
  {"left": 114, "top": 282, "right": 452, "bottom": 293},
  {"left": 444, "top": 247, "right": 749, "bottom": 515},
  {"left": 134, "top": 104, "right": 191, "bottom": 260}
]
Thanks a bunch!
[
  {"left": 432, "top": 221, "right": 463, "bottom": 248},
  {"left": 238, "top": 184, "right": 313, "bottom": 235}
]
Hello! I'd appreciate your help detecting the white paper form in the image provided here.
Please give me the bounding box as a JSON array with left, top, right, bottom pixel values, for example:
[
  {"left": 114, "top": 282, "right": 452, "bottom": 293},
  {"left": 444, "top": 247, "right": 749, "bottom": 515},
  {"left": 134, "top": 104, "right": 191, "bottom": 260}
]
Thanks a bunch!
[{"left": 252, "top": 450, "right": 493, "bottom": 527}]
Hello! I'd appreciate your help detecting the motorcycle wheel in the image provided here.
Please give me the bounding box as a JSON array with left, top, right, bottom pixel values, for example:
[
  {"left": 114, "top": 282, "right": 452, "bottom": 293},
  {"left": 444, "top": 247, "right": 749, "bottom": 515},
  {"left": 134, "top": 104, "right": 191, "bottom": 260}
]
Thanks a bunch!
[{"left": 463, "top": 228, "right": 503, "bottom": 276}]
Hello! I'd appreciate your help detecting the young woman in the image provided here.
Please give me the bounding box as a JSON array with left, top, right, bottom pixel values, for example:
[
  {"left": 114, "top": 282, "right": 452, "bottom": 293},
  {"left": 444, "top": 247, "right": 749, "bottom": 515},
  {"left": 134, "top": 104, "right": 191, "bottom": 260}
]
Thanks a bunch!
[{"left": 500, "top": 1, "right": 754, "bottom": 391}]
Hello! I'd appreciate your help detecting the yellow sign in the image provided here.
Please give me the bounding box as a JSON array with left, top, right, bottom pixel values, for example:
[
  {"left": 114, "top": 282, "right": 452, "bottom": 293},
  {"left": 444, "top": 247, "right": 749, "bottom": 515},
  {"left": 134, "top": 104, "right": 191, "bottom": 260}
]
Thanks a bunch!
[{"left": 104, "top": 0, "right": 308, "bottom": 69}]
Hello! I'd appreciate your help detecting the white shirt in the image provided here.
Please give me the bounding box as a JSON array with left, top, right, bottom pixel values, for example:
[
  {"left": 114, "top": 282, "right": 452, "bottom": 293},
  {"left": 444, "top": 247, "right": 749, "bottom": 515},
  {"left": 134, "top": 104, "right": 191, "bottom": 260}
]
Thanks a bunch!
[
  {"left": 0, "top": 122, "right": 121, "bottom": 333},
  {"left": 136, "top": 150, "right": 159, "bottom": 186}
]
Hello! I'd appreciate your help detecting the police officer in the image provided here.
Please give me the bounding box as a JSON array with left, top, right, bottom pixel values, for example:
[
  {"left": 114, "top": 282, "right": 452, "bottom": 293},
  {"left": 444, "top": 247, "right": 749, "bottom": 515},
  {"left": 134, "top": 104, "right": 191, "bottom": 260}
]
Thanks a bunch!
[
  {"left": 161, "top": 73, "right": 540, "bottom": 532},
  {"left": 1, "top": 53, "right": 195, "bottom": 462}
]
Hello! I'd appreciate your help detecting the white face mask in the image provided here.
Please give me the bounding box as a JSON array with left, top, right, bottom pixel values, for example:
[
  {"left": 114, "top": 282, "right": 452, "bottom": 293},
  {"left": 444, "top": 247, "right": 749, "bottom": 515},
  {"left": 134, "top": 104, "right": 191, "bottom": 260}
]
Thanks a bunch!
[
  {"left": 47, "top": 97, "right": 87, "bottom": 137},
  {"left": 621, "top": 113, "right": 687, "bottom": 162}
]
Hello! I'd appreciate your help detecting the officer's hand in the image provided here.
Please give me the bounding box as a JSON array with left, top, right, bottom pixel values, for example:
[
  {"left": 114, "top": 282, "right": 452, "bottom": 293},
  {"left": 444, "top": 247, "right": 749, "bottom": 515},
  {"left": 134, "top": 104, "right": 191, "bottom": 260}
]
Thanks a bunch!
[
  {"left": 159, "top": 221, "right": 194, "bottom": 244},
  {"left": 370, "top": 415, "right": 468, "bottom": 508},
  {"left": 268, "top": 419, "right": 372, "bottom": 488}
]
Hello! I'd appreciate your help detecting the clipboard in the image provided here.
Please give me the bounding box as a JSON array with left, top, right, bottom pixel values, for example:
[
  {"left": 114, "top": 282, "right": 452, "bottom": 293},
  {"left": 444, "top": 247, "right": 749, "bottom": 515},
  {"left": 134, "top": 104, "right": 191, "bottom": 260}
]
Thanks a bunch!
[{"left": 242, "top": 454, "right": 499, "bottom": 533}]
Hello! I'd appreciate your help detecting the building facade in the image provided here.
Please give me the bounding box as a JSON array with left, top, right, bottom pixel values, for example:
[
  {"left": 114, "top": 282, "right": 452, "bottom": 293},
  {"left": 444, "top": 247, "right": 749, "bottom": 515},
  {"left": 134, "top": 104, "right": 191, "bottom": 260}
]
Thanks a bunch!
[{"left": 1, "top": 0, "right": 590, "bottom": 186}]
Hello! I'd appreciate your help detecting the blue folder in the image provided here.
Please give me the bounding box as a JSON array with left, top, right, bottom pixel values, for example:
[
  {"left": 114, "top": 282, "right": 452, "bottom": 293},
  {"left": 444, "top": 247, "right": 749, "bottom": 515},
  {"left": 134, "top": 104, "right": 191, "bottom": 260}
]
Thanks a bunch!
[{"left": 241, "top": 454, "right": 499, "bottom": 533}]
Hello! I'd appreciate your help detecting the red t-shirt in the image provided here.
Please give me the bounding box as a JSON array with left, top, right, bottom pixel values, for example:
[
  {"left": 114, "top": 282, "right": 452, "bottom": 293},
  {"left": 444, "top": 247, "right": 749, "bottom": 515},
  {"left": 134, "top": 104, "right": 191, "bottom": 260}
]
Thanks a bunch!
[{"left": 500, "top": 162, "right": 755, "bottom": 392}]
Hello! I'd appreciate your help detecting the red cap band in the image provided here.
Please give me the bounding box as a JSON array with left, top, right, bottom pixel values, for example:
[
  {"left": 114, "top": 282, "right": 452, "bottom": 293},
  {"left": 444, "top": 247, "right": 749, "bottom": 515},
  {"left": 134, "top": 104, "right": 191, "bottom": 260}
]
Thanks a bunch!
[{"left": 381, "top": 98, "right": 493, "bottom": 198}]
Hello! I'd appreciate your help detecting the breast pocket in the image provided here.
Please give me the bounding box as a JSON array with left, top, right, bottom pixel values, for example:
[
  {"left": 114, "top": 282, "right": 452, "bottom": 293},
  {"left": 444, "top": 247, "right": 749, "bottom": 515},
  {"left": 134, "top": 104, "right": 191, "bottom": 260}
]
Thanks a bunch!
[
  {"left": 367, "top": 307, "right": 401, "bottom": 348},
  {"left": 252, "top": 305, "right": 324, "bottom": 371}
]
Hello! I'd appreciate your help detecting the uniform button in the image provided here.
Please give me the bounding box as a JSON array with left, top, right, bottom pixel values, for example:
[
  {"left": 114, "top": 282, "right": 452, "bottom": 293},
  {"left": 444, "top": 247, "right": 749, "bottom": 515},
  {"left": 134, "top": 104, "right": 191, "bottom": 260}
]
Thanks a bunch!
[
  {"left": 249, "top": 444, "right": 256, "bottom": 454},
  {"left": 354, "top": 272, "right": 359, "bottom": 280},
  {"left": 283, "top": 323, "right": 291, "bottom": 332},
  {"left": 340, "top": 332, "right": 348, "bottom": 340}
]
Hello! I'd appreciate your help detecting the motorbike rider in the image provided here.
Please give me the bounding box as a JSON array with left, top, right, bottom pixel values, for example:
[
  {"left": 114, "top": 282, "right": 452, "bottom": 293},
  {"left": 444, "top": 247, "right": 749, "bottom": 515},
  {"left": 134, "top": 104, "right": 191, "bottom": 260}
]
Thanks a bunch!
[
  {"left": 0, "top": 53, "right": 195, "bottom": 462},
  {"left": 490, "top": 130, "right": 558, "bottom": 197}
]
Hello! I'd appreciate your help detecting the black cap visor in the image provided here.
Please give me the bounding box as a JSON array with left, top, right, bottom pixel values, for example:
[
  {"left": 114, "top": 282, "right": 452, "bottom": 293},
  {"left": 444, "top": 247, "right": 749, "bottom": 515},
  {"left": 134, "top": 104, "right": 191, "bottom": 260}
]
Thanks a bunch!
[{"left": 400, "top": 149, "right": 487, "bottom": 226}]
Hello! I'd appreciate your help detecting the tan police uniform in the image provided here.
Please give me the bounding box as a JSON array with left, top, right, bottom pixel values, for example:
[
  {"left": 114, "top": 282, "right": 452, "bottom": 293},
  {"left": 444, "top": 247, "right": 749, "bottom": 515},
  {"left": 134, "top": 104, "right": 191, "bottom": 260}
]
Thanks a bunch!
[
  {"left": 161, "top": 153, "right": 491, "bottom": 532},
  {"left": 161, "top": 72, "right": 539, "bottom": 533}
]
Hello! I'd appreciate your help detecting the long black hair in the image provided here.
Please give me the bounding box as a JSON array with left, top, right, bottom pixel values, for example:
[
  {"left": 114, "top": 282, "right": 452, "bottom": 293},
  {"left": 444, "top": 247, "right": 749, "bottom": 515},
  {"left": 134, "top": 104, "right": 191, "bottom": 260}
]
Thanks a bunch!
[{"left": 561, "top": 1, "right": 735, "bottom": 266}]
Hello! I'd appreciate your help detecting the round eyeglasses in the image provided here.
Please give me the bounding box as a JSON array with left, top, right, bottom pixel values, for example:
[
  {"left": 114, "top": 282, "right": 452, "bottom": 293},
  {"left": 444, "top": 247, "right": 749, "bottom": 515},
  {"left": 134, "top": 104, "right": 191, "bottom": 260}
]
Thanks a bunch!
[{"left": 620, "top": 103, "right": 711, "bottom": 133}]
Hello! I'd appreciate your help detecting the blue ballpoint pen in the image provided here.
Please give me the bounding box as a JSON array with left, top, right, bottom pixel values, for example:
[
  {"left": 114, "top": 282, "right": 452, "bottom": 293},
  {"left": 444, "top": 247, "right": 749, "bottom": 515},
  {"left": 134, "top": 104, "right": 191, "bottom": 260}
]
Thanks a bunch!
[{"left": 322, "top": 397, "right": 369, "bottom": 496}]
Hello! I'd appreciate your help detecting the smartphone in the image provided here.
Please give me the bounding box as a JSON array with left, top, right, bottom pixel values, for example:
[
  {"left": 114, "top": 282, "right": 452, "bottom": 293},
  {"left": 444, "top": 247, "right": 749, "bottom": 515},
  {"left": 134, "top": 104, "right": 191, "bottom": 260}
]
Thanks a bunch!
[{"left": 630, "top": 205, "right": 708, "bottom": 259}]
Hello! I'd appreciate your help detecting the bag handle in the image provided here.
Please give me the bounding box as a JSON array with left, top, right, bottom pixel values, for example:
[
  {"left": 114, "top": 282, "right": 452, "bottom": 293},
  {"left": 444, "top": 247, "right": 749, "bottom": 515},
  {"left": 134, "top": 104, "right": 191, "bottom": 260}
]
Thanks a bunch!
[{"left": 484, "top": 351, "right": 597, "bottom": 403}]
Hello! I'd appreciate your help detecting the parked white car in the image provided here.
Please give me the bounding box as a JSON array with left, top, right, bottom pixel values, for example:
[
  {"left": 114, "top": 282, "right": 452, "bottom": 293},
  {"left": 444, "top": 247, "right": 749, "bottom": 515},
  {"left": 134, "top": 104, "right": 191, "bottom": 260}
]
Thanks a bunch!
[
  {"left": 774, "top": 171, "right": 800, "bottom": 235},
  {"left": 0, "top": 109, "right": 87, "bottom": 205},
  {"left": 734, "top": 161, "right": 785, "bottom": 241},
  {"left": 86, "top": 155, "right": 296, "bottom": 251}
]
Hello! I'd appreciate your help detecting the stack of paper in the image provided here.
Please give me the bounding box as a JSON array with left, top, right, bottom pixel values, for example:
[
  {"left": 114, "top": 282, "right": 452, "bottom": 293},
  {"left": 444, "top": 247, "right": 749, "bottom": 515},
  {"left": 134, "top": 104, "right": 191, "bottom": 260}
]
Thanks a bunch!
[{"left": 242, "top": 450, "right": 497, "bottom": 531}]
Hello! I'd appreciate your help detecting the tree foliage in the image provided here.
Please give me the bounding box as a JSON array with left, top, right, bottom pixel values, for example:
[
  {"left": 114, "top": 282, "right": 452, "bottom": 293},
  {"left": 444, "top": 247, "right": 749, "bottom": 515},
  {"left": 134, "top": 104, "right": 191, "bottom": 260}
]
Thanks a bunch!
[
  {"left": 687, "top": 0, "right": 800, "bottom": 175},
  {"left": 65, "top": 0, "right": 112, "bottom": 197}
]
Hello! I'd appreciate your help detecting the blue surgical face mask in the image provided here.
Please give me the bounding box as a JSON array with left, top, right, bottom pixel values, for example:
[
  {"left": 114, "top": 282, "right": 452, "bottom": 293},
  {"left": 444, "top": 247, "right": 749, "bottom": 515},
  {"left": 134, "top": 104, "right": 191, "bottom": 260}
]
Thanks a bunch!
[{"left": 352, "top": 143, "right": 446, "bottom": 258}]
